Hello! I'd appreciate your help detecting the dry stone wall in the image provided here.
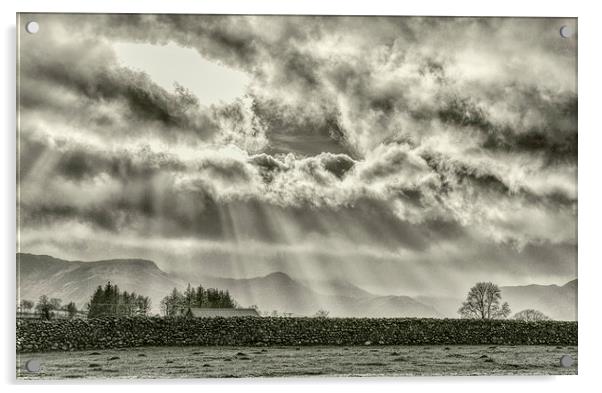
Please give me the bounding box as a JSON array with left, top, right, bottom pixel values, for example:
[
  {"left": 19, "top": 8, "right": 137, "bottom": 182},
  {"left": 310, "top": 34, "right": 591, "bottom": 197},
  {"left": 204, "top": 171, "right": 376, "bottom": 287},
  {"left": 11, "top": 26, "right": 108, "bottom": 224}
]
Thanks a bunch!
[{"left": 16, "top": 317, "right": 577, "bottom": 353}]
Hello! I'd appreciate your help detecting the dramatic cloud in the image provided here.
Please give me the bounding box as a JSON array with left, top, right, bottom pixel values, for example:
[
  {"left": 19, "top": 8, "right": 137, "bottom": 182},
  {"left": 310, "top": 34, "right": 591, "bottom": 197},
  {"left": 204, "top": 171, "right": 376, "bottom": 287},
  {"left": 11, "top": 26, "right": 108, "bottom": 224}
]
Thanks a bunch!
[{"left": 17, "top": 14, "right": 577, "bottom": 294}]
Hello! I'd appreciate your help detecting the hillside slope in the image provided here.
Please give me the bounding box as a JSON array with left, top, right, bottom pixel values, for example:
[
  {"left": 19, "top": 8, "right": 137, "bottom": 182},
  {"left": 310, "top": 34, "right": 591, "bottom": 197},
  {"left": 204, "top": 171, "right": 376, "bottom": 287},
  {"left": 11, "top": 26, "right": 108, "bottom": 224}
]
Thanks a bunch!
[
  {"left": 501, "top": 279, "right": 577, "bottom": 321},
  {"left": 20, "top": 253, "right": 573, "bottom": 319},
  {"left": 17, "top": 253, "right": 440, "bottom": 317},
  {"left": 17, "top": 253, "right": 180, "bottom": 312}
]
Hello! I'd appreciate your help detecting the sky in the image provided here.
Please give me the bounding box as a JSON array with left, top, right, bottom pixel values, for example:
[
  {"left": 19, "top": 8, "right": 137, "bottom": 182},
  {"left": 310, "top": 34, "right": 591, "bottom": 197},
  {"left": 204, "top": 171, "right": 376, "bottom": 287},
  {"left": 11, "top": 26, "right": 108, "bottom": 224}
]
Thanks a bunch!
[{"left": 17, "top": 14, "right": 577, "bottom": 296}]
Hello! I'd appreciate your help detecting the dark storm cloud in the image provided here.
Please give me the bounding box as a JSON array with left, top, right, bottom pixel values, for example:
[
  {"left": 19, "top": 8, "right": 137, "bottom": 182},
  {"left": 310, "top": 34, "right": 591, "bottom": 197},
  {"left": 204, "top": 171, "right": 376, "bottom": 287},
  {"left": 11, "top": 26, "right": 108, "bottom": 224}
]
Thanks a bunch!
[
  {"left": 321, "top": 154, "right": 356, "bottom": 179},
  {"left": 253, "top": 99, "right": 350, "bottom": 157},
  {"left": 421, "top": 150, "right": 576, "bottom": 210},
  {"left": 19, "top": 21, "right": 270, "bottom": 154},
  {"left": 19, "top": 145, "right": 432, "bottom": 252},
  {"left": 58, "top": 15, "right": 577, "bottom": 160},
  {"left": 20, "top": 36, "right": 218, "bottom": 142},
  {"left": 358, "top": 145, "right": 428, "bottom": 181},
  {"left": 19, "top": 132, "right": 185, "bottom": 183},
  {"left": 19, "top": 146, "right": 224, "bottom": 237},
  {"left": 18, "top": 14, "right": 577, "bottom": 288},
  {"left": 435, "top": 89, "right": 577, "bottom": 163}
]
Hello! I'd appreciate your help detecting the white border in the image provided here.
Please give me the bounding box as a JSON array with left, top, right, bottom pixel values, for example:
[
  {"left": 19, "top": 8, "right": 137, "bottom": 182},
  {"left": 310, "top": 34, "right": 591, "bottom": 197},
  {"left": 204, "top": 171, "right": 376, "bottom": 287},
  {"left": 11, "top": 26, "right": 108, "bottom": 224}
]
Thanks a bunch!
[
  {"left": 5, "top": 0, "right": 584, "bottom": 17},
  {"left": 2, "top": 1, "right": 600, "bottom": 392}
]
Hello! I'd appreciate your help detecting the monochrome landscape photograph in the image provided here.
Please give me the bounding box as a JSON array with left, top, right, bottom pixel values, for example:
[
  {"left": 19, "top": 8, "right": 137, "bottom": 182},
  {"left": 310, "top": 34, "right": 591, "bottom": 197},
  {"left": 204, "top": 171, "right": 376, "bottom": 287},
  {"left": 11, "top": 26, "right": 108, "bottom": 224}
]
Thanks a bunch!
[{"left": 16, "top": 14, "right": 577, "bottom": 378}]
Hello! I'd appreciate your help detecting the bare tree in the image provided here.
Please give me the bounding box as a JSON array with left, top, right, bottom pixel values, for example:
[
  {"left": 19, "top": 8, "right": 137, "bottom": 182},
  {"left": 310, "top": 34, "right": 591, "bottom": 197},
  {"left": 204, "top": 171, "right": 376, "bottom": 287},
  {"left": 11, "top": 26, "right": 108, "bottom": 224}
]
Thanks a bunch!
[
  {"left": 136, "top": 295, "right": 151, "bottom": 316},
  {"left": 35, "top": 295, "right": 55, "bottom": 320},
  {"left": 19, "top": 299, "right": 34, "bottom": 312},
  {"left": 49, "top": 298, "right": 62, "bottom": 311},
  {"left": 513, "top": 309, "right": 550, "bottom": 321},
  {"left": 160, "top": 288, "right": 183, "bottom": 317},
  {"left": 458, "top": 282, "right": 511, "bottom": 319},
  {"left": 313, "top": 309, "right": 330, "bottom": 318}
]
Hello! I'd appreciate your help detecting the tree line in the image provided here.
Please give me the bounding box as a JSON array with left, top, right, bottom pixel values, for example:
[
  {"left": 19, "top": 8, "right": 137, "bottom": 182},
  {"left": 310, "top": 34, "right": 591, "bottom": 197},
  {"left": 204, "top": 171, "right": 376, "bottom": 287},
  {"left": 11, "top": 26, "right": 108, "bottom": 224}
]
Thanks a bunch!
[
  {"left": 87, "top": 281, "right": 151, "bottom": 318},
  {"left": 19, "top": 296, "right": 79, "bottom": 320},
  {"left": 160, "top": 284, "right": 237, "bottom": 316},
  {"left": 18, "top": 282, "right": 240, "bottom": 320},
  {"left": 18, "top": 280, "right": 552, "bottom": 321}
]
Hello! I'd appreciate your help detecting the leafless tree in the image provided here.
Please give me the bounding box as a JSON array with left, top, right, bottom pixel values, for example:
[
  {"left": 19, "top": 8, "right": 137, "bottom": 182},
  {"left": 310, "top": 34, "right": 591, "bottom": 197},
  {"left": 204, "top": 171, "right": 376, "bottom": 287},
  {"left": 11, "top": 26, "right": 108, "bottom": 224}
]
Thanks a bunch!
[
  {"left": 19, "top": 299, "right": 34, "bottom": 312},
  {"left": 513, "top": 309, "right": 550, "bottom": 321},
  {"left": 458, "top": 282, "right": 511, "bottom": 319},
  {"left": 35, "top": 295, "right": 55, "bottom": 320}
]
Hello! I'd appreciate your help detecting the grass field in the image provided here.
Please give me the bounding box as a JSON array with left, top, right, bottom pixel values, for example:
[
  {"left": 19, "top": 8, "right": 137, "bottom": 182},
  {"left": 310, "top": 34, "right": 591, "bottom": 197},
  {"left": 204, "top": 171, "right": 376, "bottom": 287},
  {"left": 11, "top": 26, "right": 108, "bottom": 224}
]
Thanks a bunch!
[{"left": 16, "top": 345, "right": 577, "bottom": 379}]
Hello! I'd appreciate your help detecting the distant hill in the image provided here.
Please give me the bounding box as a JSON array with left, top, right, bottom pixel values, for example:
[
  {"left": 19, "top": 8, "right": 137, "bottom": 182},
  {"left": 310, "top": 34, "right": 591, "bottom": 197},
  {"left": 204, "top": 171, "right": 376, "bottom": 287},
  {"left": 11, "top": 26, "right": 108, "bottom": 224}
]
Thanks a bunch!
[
  {"left": 341, "top": 295, "right": 442, "bottom": 318},
  {"left": 17, "top": 253, "right": 574, "bottom": 319},
  {"left": 415, "top": 296, "right": 463, "bottom": 318},
  {"left": 196, "top": 272, "right": 322, "bottom": 315},
  {"left": 17, "top": 253, "right": 440, "bottom": 317},
  {"left": 300, "top": 278, "right": 375, "bottom": 299},
  {"left": 174, "top": 270, "right": 441, "bottom": 317},
  {"left": 416, "top": 280, "right": 577, "bottom": 320},
  {"left": 17, "top": 253, "right": 180, "bottom": 312},
  {"left": 500, "top": 279, "right": 577, "bottom": 321}
]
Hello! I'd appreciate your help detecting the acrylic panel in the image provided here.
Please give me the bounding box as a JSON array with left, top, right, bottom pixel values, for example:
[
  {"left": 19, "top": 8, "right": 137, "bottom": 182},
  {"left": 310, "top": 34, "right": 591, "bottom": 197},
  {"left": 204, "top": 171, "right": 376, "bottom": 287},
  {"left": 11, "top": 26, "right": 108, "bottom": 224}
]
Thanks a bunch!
[{"left": 16, "top": 13, "right": 577, "bottom": 379}]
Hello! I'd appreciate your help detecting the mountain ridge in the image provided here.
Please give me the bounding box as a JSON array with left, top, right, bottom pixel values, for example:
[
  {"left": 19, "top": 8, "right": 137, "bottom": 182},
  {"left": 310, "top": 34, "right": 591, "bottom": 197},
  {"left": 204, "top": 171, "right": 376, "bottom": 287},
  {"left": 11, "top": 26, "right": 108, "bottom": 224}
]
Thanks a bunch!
[
  {"left": 16, "top": 253, "right": 576, "bottom": 319},
  {"left": 500, "top": 279, "right": 577, "bottom": 321}
]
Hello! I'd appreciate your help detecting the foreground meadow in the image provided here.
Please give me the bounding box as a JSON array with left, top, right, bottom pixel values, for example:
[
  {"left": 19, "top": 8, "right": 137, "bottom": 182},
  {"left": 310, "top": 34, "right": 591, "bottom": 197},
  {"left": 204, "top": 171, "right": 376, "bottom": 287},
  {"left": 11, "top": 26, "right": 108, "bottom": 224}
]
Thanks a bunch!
[{"left": 17, "top": 345, "right": 577, "bottom": 379}]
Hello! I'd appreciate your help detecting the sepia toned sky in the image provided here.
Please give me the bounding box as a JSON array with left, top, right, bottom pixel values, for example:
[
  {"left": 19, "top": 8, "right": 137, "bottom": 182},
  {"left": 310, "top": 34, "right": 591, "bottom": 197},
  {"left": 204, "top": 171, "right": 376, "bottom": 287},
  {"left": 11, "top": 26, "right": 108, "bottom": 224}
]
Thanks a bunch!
[{"left": 17, "top": 14, "right": 577, "bottom": 296}]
